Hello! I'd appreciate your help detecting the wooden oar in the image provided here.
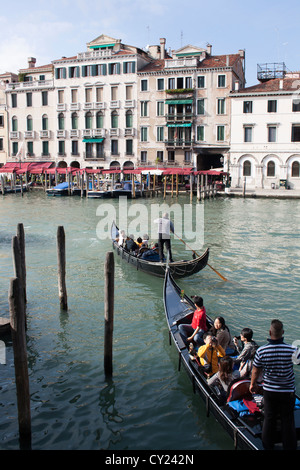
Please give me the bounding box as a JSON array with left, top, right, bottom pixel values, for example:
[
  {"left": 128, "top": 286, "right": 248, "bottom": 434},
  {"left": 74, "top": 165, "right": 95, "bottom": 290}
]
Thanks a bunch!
[{"left": 174, "top": 233, "right": 228, "bottom": 281}]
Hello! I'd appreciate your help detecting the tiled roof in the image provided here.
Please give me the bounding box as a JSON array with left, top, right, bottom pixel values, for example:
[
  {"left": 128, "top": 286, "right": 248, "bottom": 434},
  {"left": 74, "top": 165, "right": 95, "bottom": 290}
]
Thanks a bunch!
[
  {"left": 138, "top": 53, "right": 241, "bottom": 73},
  {"left": 232, "top": 77, "right": 300, "bottom": 94}
]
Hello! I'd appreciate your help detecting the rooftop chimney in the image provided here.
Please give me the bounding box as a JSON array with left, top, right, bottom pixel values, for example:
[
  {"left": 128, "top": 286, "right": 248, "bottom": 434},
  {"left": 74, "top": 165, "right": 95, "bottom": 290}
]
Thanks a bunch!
[
  {"left": 28, "top": 57, "right": 36, "bottom": 68},
  {"left": 206, "top": 44, "right": 212, "bottom": 55},
  {"left": 160, "top": 38, "right": 166, "bottom": 59}
]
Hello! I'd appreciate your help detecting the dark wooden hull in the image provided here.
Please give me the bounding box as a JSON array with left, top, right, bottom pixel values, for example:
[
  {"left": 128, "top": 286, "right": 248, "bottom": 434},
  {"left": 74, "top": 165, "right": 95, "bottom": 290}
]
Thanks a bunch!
[
  {"left": 111, "top": 222, "right": 209, "bottom": 279},
  {"left": 163, "top": 270, "right": 300, "bottom": 450}
]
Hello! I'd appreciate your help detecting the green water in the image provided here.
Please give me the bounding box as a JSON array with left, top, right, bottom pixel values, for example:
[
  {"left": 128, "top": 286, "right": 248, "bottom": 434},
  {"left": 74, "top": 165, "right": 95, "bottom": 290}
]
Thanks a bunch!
[{"left": 0, "top": 192, "right": 299, "bottom": 450}]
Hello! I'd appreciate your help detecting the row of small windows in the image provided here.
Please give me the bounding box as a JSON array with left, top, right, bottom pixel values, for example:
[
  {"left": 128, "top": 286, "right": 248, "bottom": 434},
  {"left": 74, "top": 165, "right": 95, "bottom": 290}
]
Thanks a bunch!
[
  {"left": 243, "top": 160, "right": 300, "bottom": 177},
  {"left": 142, "top": 74, "right": 226, "bottom": 91},
  {"left": 244, "top": 124, "right": 300, "bottom": 142},
  {"left": 243, "top": 99, "right": 300, "bottom": 113},
  {"left": 56, "top": 62, "right": 136, "bottom": 79}
]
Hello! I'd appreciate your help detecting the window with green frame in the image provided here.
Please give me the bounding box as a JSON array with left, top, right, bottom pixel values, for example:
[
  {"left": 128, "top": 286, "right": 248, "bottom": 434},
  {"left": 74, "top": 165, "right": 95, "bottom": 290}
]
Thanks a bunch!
[
  {"left": 58, "top": 113, "right": 65, "bottom": 130},
  {"left": 217, "top": 125, "right": 225, "bottom": 141},
  {"left": 126, "top": 111, "right": 133, "bottom": 128},
  {"left": 12, "top": 116, "right": 18, "bottom": 131},
  {"left": 197, "top": 125, "right": 204, "bottom": 141},
  {"left": 141, "top": 127, "right": 148, "bottom": 142},
  {"left": 126, "top": 139, "right": 133, "bottom": 155},
  {"left": 58, "top": 141, "right": 65, "bottom": 155},
  {"left": 96, "top": 112, "right": 104, "bottom": 129},
  {"left": 42, "top": 115, "right": 48, "bottom": 130},
  {"left": 42, "top": 141, "right": 49, "bottom": 156},
  {"left": 72, "top": 113, "right": 78, "bottom": 130},
  {"left": 157, "top": 126, "right": 164, "bottom": 142},
  {"left": 197, "top": 99, "right": 205, "bottom": 115},
  {"left": 111, "top": 111, "right": 118, "bottom": 128},
  {"left": 27, "top": 141, "right": 33, "bottom": 156},
  {"left": 12, "top": 142, "right": 18, "bottom": 155},
  {"left": 85, "top": 112, "right": 92, "bottom": 129},
  {"left": 27, "top": 115, "right": 33, "bottom": 131}
]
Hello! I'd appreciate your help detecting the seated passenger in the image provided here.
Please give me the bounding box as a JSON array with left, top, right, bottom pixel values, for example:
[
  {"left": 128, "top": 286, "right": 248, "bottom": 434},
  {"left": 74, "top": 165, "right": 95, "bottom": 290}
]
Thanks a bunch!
[
  {"left": 178, "top": 296, "right": 207, "bottom": 347},
  {"left": 137, "top": 243, "right": 149, "bottom": 257},
  {"left": 125, "top": 234, "right": 138, "bottom": 252},
  {"left": 152, "top": 242, "right": 159, "bottom": 254},
  {"left": 207, "top": 356, "right": 240, "bottom": 395},
  {"left": 142, "top": 234, "right": 149, "bottom": 246},
  {"left": 210, "top": 316, "right": 236, "bottom": 355},
  {"left": 195, "top": 333, "right": 226, "bottom": 376},
  {"left": 118, "top": 230, "right": 126, "bottom": 247},
  {"left": 233, "top": 328, "right": 258, "bottom": 366},
  {"left": 136, "top": 237, "right": 143, "bottom": 248}
]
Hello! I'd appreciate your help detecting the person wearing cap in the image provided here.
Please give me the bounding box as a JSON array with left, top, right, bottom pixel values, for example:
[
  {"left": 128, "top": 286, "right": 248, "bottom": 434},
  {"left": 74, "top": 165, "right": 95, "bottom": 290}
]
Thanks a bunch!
[
  {"left": 125, "top": 234, "right": 138, "bottom": 252},
  {"left": 154, "top": 212, "right": 174, "bottom": 263},
  {"left": 178, "top": 295, "right": 207, "bottom": 347}
]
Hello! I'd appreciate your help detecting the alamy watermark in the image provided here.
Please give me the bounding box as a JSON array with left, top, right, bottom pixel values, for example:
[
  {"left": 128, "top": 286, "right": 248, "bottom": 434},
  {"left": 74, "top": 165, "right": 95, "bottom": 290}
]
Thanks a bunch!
[{"left": 95, "top": 197, "right": 204, "bottom": 250}]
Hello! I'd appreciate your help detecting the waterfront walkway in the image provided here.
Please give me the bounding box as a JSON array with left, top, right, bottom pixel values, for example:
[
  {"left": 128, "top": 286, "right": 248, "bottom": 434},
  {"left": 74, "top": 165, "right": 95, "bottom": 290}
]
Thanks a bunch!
[{"left": 222, "top": 187, "right": 300, "bottom": 199}]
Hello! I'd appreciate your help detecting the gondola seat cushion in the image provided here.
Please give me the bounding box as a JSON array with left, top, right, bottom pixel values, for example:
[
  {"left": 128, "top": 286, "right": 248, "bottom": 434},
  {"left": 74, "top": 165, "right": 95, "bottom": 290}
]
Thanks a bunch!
[{"left": 227, "top": 379, "right": 251, "bottom": 402}]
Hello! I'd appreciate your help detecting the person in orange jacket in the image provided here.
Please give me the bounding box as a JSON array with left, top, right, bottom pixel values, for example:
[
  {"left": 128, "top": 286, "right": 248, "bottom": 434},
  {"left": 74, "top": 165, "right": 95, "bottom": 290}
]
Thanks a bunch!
[{"left": 196, "top": 332, "right": 226, "bottom": 376}]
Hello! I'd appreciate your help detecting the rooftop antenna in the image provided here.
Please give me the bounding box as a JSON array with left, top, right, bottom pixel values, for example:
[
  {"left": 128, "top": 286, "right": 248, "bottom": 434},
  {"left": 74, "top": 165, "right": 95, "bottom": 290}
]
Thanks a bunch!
[{"left": 181, "top": 31, "right": 183, "bottom": 47}]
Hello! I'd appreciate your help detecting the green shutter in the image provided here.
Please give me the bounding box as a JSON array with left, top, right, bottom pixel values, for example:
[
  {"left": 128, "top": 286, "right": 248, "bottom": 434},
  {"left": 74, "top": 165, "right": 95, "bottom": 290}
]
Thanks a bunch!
[
  {"left": 92, "top": 64, "right": 97, "bottom": 76},
  {"left": 82, "top": 66, "right": 87, "bottom": 77}
]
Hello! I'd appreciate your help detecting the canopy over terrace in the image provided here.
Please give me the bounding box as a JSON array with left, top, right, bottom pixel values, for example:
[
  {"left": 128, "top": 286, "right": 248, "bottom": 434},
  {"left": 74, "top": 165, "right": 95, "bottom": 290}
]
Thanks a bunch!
[{"left": 0, "top": 162, "right": 54, "bottom": 174}]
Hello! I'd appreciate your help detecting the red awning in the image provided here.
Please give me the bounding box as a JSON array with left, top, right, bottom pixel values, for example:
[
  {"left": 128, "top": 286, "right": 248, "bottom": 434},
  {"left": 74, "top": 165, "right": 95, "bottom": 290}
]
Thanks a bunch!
[
  {"left": 123, "top": 169, "right": 141, "bottom": 174},
  {"left": 0, "top": 162, "right": 18, "bottom": 173},
  {"left": 26, "top": 162, "right": 54, "bottom": 174},
  {"left": 194, "top": 170, "right": 227, "bottom": 176}
]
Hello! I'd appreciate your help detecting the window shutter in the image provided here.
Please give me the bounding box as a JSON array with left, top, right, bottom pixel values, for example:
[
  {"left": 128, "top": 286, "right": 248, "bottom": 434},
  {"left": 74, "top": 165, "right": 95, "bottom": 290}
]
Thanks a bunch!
[
  {"left": 82, "top": 66, "right": 87, "bottom": 77},
  {"left": 92, "top": 64, "right": 97, "bottom": 76}
]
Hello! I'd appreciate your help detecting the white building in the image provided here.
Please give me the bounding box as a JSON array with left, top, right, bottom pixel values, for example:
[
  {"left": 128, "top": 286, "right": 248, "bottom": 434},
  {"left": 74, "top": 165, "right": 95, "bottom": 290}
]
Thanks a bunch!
[{"left": 230, "top": 71, "right": 300, "bottom": 190}]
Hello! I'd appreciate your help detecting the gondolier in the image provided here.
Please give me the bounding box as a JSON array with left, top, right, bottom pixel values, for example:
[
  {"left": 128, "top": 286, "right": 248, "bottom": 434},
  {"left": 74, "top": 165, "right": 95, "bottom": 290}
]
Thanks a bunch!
[{"left": 154, "top": 213, "right": 174, "bottom": 263}]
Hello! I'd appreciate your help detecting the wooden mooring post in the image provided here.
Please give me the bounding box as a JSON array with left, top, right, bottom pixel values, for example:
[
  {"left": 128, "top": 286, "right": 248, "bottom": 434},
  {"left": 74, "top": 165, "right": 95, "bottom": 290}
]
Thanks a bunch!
[
  {"left": 57, "top": 226, "right": 68, "bottom": 311},
  {"left": 9, "top": 276, "right": 31, "bottom": 441},
  {"left": 17, "top": 223, "right": 27, "bottom": 304},
  {"left": 104, "top": 251, "right": 114, "bottom": 378}
]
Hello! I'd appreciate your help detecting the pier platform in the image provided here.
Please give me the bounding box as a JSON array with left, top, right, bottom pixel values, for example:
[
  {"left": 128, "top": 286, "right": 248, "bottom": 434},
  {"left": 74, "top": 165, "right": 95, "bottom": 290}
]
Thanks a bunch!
[{"left": 220, "top": 188, "right": 300, "bottom": 199}]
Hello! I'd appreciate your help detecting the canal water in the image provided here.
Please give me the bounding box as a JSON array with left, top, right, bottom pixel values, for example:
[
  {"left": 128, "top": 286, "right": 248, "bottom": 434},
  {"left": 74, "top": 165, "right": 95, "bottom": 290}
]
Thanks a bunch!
[{"left": 0, "top": 191, "right": 299, "bottom": 450}]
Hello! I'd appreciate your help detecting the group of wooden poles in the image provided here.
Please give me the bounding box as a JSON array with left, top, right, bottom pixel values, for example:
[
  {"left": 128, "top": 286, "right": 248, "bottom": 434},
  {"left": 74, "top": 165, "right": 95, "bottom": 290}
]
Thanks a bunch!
[{"left": 4, "top": 223, "right": 114, "bottom": 447}]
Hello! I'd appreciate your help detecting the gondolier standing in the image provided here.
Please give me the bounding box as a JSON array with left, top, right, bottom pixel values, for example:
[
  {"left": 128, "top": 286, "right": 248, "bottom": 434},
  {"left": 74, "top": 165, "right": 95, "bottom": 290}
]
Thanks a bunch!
[{"left": 154, "top": 213, "right": 174, "bottom": 263}]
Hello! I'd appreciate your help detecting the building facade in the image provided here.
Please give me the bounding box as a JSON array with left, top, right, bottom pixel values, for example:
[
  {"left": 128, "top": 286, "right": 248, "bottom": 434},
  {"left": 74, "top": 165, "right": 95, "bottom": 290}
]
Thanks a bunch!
[
  {"left": 230, "top": 73, "right": 300, "bottom": 190},
  {"left": 3, "top": 34, "right": 245, "bottom": 174},
  {"left": 0, "top": 72, "right": 18, "bottom": 166}
]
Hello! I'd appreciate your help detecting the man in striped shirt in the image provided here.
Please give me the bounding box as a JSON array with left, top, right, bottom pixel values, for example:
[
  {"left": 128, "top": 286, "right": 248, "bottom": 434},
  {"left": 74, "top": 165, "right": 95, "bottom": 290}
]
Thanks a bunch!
[{"left": 250, "top": 319, "right": 300, "bottom": 450}]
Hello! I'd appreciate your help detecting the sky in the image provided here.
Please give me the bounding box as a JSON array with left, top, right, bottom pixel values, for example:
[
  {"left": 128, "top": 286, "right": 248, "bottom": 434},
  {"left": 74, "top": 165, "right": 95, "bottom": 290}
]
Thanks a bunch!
[{"left": 0, "top": 0, "right": 300, "bottom": 86}]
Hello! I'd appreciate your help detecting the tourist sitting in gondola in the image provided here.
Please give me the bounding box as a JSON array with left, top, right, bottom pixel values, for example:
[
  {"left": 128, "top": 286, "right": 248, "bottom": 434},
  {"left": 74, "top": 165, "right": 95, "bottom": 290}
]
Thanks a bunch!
[
  {"left": 178, "top": 295, "right": 207, "bottom": 347},
  {"left": 125, "top": 234, "right": 138, "bottom": 253},
  {"left": 117, "top": 230, "right": 126, "bottom": 247},
  {"left": 233, "top": 328, "right": 258, "bottom": 366},
  {"left": 139, "top": 243, "right": 161, "bottom": 261},
  {"left": 207, "top": 355, "right": 240, "bottom": 400},
  {"left": 194, "top": 333, "right": 226, "bottom": 376},
  {"left": 142, "top": 234, "right": 150, "bottom": 246},
  {"left": 136, "top": 237, "right": 143, "bottom": 248},
  {"left": 209, "top": 317, "right": 236, "bottom": 355}
]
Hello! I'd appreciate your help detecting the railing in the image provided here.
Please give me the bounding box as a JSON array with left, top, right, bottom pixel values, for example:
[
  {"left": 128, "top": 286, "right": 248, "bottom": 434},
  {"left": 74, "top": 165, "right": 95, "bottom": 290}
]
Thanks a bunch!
[
  {"left": 165, "top": 58, "right": 198, "bottom": 68},
  {"left": 83, "top": 152, "right": 106, "bottom": 160},
  {"left": 165, "top": 139, "right": 194, "bottom": 147},
  {"left": 165, "top": 113, "right": 193, "bottom": 121},
  {"left": 6, "top": 79, "right": 54, "bottom": 90}
]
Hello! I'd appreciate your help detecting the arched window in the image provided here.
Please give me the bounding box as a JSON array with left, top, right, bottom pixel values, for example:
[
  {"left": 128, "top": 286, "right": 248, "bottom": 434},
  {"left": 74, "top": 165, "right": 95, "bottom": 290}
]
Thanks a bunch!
[
  {"left": 27, "top": 115, "right": 33, "bottom": 131},
  {"left": 126, "top": 110, "right": 133, "bottom": 128},
  {"left": 85, "top": 112, "right": 92, "bottom": 129},
  {"left": 111, "top": 111, "right": 118, "bottom": 129},
  {"left": 243, "top": 160, "right": 251, "bottom": 176},
  {"left": 267, "top": 160, "right": 275, "bottom": 177},
  {"left": 12, "top": 116, "right": 18, "bottom": 132},
  {"left": 71, "top": 112, "right": 78, "bottom": 130},
  {"left": 291, "top": 161, "right": 300, "bottom": 177},
  {"left": 58, "top": 113, "right": 65, "bottom": 130},
  {"left": 42, "top": 114, "right": 48, "bottom": 130},
  {"left": 96, "top": 111, "right": 103, "bottom": 129}
]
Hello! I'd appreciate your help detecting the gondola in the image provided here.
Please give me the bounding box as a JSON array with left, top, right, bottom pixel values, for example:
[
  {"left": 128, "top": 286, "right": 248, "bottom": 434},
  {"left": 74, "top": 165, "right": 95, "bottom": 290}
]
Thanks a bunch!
[
  {"left": 111, "top": 221, "right": 209, "bottom": 279},
  {"left": 163, "top": 269, "right": 300, "bottom": 450}
]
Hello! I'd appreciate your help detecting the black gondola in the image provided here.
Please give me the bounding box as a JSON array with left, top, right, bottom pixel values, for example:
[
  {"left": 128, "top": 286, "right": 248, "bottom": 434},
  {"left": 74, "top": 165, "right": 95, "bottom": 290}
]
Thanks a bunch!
[
  {"left": 163, "top": 269, "right": 300, "bottom": 450},
  {"left": 111, "top": 221, "right": 209, "bottom": 279}
]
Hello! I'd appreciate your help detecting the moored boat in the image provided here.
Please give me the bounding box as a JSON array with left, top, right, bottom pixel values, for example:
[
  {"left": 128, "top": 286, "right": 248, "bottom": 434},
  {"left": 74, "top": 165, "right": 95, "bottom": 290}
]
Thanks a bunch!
[
  {"left": 163, "top": 269, "right": 300, "bottom": 450},
  {"left": 111, "top": 181, "right": 143, "bottom": 198},
  {"left": 111, "top": 221, "right": 209, "bottom": 278}
]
